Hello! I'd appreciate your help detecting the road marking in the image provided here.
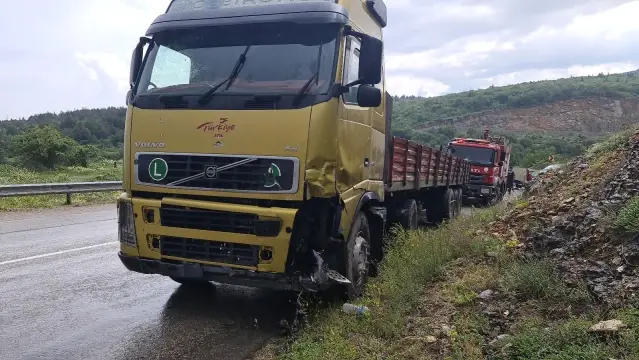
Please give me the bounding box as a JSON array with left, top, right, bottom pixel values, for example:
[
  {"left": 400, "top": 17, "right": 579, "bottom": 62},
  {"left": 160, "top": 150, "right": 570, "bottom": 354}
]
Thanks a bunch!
[
  {"left": 0, "top": 242, "right": 118, "bottom": 266},
  {"left": 0, "top": 218, "right": 116, "bottom": 236}
]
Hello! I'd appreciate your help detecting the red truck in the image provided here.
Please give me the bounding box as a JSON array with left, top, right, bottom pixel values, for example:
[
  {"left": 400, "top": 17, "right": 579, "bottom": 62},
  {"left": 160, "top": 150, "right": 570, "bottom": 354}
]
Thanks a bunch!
[{"left": 447, "top": 129, "right": 511, "bottom": 206}]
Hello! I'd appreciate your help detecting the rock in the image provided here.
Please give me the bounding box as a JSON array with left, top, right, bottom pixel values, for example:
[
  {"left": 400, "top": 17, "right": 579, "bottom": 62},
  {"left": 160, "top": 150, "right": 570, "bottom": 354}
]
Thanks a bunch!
[
  {"left": 617, "top": 266, "right": 626, "bottom": 273},
  {"left": 425, "top": 335, "right": 437, "bottom": 343},
  {"left": 479, "top": 289, "right": 494, "bottom": 299},
  {"left": 489, "top": 334, "right": 512, "bottom": 346},
  {"left": 589, "top": 320, "right": 627, "bottom": 333},
  {"left": 612, "top": 257, "right": 623, "bottom": 266}
]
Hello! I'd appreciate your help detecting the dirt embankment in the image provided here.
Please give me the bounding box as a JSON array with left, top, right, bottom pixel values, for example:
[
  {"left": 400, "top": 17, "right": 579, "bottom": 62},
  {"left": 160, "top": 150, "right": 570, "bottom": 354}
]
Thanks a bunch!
[
  {"left": 419, "top": 97, "right": 639, "bottom": 135},
  {"left": 496, "top": 128, "right": 639, "bottom": 305}
]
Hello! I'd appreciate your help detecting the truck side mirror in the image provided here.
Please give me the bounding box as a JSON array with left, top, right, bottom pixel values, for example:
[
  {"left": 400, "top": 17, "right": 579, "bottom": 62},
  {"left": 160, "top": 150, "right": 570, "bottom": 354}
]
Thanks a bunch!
[
  {"left": 357, "top": 85, "right": 381, "bottom": 107},
  {"left": 130, "top": 37, "right": 151, "bottom": 89},
  {"left": 358, "top": 35, "right": 383, "bottom": 85},
  {"left": 126, "top": 89, "right": 133, "bottom": 105}
]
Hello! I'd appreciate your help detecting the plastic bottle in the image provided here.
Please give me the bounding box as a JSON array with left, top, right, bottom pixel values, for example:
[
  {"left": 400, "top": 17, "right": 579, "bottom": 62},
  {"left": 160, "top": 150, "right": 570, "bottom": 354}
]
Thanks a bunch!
[{"left": 342, "top": 303, "right": 370, "bottom": 316}]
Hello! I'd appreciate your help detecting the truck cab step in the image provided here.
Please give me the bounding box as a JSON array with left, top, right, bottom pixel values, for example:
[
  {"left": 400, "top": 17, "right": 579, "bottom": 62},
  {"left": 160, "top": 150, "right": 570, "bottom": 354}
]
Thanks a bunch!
[{"left": 326, "top": 269, "right": 351, "bottom": 284}]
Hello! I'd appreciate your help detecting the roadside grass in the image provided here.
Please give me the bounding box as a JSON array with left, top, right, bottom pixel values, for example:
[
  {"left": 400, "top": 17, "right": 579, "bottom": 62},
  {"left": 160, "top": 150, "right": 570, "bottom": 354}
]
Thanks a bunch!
[
  {"left": 585, "top": 126, "right": 637, "bottom": 160},
  {"left": 499, "top": 257, "right": 590, "bottom": 303},
  {"left": 274, "top": 206, "right": 504, "bottom": 360},
  {"left": 0, "top": 160, "right": 122, "bottom": 211},
  {"left": 444, "top": 251, "right": 639, "bottom": 360}
]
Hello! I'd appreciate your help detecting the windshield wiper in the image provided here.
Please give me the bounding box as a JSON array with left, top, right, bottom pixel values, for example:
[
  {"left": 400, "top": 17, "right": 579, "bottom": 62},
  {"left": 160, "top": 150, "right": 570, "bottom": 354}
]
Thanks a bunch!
[
  {"left": 293, "top": 42, "right": 323, "bottom": 106},
  {"left": 197, "top": 45, "right": 251, "bottom": 105},
  {"left": 292, "top": 72, "right": 318, "bottom": 106}
]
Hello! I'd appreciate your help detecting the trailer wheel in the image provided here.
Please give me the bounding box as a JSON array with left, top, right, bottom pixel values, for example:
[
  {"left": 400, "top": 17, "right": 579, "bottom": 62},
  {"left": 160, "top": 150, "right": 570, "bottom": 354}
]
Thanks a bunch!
[
  {"left": 442, "top": 188, "right": 456, "bottom": 220},
  {"left": 344, "top": 212, "right": 371, "bottom": 300},
  {"left": 399, "top": 199, "right": 419, "bottom": 230},
  {"left": 454, "top": 188, "right": 462, "bottom": 217}
]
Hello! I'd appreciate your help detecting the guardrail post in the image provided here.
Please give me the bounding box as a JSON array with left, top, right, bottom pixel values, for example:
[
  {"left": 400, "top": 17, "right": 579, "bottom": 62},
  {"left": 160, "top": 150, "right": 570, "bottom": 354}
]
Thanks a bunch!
[{"left": 66, "top": 193, "right": 72, "bottom": 205}]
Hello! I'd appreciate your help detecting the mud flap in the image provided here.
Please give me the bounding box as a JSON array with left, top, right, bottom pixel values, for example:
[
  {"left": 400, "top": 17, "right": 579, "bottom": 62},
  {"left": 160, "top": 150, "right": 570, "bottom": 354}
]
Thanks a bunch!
[{"left": 326, "top": 269, "right": 351, "bottom": 284}]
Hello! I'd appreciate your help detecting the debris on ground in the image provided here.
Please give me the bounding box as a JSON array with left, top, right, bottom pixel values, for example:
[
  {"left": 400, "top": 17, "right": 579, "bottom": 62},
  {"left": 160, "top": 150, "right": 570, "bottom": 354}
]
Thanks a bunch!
[{"left": 589, "top": 319, "right": 627, "bottom": 333}]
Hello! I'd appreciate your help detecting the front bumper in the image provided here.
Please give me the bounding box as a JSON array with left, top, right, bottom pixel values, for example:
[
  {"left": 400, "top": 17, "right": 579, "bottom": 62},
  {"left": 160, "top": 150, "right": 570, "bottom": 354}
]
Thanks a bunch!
[
  {"left": 118, "top": 252, "right": 314, "bottom": 291},
  {"left": 118, "top": 194, "right": 298, "bottom": 277},
  {"left": 463, "top": 184, "right": 495, "bottom": 199}
]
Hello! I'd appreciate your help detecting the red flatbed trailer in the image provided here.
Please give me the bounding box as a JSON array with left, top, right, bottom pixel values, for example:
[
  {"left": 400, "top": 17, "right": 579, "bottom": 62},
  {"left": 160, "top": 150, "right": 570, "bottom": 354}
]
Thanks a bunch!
[
  {"left": 381, "top": 135, "right": 471, "bottom": 225},
  {"left": 388, "top": 137, "right": 470, "bottom": 191}
]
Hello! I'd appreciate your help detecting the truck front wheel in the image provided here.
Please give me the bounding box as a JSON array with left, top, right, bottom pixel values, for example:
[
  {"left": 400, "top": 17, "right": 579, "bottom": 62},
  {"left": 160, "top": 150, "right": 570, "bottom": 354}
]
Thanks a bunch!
[{"left": 344, "top": 212, "right": 371, "bottom": 300}]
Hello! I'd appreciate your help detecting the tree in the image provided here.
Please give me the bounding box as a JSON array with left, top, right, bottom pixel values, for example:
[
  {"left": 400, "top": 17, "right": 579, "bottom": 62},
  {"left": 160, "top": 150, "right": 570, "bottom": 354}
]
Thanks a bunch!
[
  {"left": 11, "top": 125, "right": 80, "bottom": 169},
  {"left": 0, "top": 128, "right": 9, "bottom": 164}
]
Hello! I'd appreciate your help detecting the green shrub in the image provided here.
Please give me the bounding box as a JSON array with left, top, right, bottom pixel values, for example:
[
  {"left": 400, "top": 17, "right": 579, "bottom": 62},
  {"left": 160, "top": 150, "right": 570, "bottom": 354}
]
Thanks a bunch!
[{"left": 615, "top": 196, "right": 639, "bottom": 233}]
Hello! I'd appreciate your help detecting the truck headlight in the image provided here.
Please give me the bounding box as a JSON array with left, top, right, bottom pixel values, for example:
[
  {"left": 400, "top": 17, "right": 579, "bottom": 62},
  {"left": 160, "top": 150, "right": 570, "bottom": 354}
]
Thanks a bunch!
[{"left": 118, "top": 201, "right": 137, "bottom": 246}]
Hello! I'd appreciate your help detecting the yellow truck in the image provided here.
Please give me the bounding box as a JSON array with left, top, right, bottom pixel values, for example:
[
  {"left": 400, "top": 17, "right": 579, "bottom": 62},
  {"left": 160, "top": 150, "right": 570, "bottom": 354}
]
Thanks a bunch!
[{"left": 118, "top": 0, "right": 471, "bottom": 299}]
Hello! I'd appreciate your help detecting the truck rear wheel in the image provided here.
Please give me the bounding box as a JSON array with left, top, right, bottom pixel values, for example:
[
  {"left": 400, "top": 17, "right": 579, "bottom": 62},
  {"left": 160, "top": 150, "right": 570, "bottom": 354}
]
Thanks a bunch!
[
  {"left": 399, "top": 199, "right": 418, "bottom": 230},
  {"left": 344, "top": 212, "right": 371, "bottom": 300},
  {"left": 454, "top": 188, "right": 462, "bottom": 217},
  {"left": 442, "top": 188, "right": 456, "bottom": 220}
]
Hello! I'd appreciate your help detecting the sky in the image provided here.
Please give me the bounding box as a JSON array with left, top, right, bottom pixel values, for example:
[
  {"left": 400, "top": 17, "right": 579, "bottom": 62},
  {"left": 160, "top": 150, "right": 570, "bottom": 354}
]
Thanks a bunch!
[{"left": 1, "top": 0, "right": 638, "bottom": 119}]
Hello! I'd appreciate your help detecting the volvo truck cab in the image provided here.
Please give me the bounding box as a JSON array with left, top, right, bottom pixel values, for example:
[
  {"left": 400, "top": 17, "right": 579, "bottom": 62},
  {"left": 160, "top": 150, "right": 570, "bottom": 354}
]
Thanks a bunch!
[{"left": 118, "top": 0, "right": 389, "bottom": 299}]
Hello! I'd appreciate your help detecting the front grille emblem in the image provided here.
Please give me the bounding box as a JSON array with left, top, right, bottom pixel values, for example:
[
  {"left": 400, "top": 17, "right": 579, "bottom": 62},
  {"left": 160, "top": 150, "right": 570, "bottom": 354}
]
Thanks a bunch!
[{"left": 204, "top": 165, "right": 218, "bottom": 179}]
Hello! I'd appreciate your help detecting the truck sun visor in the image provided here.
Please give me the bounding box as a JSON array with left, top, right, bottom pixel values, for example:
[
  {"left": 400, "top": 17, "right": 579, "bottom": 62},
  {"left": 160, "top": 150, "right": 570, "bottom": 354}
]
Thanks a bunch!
[{"left": 167, "top": 0, "right": 337, "bottom": 13}]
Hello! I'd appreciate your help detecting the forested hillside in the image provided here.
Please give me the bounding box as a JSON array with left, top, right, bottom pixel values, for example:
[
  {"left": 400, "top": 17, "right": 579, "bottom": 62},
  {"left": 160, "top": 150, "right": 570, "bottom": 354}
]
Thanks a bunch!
[
  {"left": 1, "top": 72, "right": 638, "bottom": 171},
  {"left": 393, "top": 71, "right": 639, "bottom": 130}
]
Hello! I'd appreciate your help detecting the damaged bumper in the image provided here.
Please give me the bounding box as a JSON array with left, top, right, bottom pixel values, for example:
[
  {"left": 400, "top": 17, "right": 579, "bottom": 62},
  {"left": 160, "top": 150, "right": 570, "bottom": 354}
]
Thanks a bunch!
[
  {"left": 119, "top": 252, "right": 332, "bottom": 291},
  {"left": 118, "top": 194, "right": 350, "bottom": 292}
]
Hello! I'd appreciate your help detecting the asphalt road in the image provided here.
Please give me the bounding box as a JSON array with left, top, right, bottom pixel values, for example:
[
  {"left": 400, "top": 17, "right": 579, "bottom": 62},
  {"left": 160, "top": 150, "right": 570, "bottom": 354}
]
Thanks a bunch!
[
  {"left": 0, "top": 192, "right": 522, "bottom": 360},
  {"left": 0, "top": 205, "right": 297, "bottom": 360}
]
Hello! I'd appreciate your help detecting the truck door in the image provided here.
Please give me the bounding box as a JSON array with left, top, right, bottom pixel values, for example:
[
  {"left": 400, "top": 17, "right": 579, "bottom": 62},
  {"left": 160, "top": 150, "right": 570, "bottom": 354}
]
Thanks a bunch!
[{"left": 337, "top": 33, "right": 385, "bottom": 192}]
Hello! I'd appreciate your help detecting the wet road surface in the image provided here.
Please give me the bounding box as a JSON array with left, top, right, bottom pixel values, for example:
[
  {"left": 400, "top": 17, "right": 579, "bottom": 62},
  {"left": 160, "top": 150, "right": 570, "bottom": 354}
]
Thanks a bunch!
[{"left": 0, "top": 205, "right": 297, "bottom": 360}]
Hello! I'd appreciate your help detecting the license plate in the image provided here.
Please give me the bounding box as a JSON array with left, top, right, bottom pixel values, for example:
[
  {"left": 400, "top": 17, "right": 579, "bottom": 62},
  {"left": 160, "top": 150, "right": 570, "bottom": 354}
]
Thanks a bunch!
[{"left": 481, "top": 188, "right": 490, "bottom": 194}]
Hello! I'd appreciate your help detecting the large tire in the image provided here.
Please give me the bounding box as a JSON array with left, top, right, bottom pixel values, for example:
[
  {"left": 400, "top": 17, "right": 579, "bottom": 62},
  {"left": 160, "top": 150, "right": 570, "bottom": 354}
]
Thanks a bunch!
[
  {"left": 454, "top": 188, "right": 462, "bottom": 218},
  {"left": 399, "top": 199, "right": 419, "bottom": 230},
  {"left": 441, "top": 188, "right": 456, "bottom": 220},
  {"left": 344, "top": 212, "right": 371, "bottom": 300}
]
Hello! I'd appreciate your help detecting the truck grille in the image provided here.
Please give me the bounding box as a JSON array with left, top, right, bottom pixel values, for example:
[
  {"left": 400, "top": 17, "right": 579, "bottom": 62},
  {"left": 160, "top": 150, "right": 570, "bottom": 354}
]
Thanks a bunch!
[
  {"left": 135, "top": 153, "right": 298, "bottom": 193},
  {"left": 160, "top": 236, "right": 259, "bottom": 267},
  {"left": 469, "top": 174, "right": 486, "bottom": 185},
  {"left": 160, "top": 205, "right": 281, "bottom": 237}
]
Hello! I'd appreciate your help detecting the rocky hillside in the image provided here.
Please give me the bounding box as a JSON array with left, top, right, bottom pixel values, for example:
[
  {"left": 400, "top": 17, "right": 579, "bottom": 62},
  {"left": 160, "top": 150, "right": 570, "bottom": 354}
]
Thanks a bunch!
[
  {"left": 495, "top": 127, "right": 639, "bottom": 305},
  {"left": 418, "top": 97, "right": 639, "bottom": 136}
]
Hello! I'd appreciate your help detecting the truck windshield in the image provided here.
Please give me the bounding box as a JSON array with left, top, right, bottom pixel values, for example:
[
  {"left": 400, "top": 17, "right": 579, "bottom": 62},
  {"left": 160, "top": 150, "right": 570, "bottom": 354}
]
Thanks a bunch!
[
  {"left": 450, "top": 145, "right": 496, "bottom": 166},
  {"left": 136, "top": 23, "right": 339, "bottom": 96}
]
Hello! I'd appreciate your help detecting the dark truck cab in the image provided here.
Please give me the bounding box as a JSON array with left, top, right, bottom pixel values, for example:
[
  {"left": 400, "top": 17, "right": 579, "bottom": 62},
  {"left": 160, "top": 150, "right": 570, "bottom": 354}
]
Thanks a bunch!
[{"left": 448, "top": 130, "right": 511, "bottom": 206}]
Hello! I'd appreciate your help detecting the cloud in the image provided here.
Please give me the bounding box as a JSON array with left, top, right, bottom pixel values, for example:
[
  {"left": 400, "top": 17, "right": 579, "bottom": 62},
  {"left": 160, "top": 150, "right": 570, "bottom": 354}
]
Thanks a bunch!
[
  {"left": 0, "top": 0, "right": 639, "bottom": 117},
  {"left": 74, "top": 52, "right": 130, "bottom": 92}
]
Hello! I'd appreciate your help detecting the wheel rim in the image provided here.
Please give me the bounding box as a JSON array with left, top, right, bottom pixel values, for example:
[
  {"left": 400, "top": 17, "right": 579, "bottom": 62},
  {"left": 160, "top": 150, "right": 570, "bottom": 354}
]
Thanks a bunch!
[
  {"left": 449, "top": 192, "right": 456, "bottom": 217},
  {"left": 411, "top": 208, "right": 418, "bottom": 228},
  {"left": 351, "top": 232, "right": 369, "bottom": 288}
]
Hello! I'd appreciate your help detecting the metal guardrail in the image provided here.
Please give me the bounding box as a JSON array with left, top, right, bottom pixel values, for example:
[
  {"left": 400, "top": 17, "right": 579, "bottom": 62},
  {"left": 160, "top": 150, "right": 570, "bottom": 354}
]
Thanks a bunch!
[{"left": 0, "top": 181, "right": 123, "bottom": 204}]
